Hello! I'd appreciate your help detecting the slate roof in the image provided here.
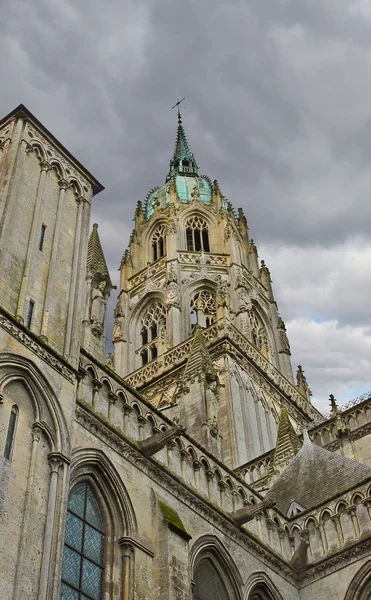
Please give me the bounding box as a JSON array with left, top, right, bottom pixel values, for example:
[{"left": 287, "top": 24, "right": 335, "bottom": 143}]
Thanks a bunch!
[{"left": 266, "top": 431, "right": 371, "bottom": 515}]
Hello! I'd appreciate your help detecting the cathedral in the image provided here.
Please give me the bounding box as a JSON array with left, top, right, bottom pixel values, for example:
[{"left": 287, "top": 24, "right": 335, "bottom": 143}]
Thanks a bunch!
[{"left": 1, "top": 103, "right": 371, "bottom": 600}]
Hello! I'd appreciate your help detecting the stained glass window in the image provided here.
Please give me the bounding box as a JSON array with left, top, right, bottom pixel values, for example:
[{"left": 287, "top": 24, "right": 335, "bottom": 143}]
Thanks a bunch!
[{"left": 60, "top": 483, "right": 104, "bottom": 600}]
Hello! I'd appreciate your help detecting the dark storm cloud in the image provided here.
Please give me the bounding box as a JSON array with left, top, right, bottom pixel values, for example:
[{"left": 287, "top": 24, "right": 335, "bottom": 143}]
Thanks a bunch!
[{"left": 1, "top": 0, "right": 370, "bottom": 407}]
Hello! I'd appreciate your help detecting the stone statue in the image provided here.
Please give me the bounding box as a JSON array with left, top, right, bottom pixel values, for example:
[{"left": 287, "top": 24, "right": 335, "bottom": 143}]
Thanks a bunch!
[
  {"left": 205, "top": 373, "right": 220, "bottom": 437},
  {"left": 91, "top": 281, "right": 107, "bottom": 336},
  {"left": 277, "top": 316, "right": 291, "bottom": 355},
  {"left": 106, "top": 352, "right": 114, "bottom": 369}
]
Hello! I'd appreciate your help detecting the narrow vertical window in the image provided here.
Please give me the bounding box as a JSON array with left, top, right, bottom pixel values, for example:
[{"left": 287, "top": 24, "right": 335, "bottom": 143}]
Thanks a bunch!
[
  {"left": 39, "top": 224, "right": 46, "bottom": 250},
  {"left": 60, "top": 482, "right": 104, "bottom": 600},
  {"left": 4, "top": 405, "right": 18, "bottom": 460},
  {"left": 26, "top": 300, "right": 35, "bottom": 329}
]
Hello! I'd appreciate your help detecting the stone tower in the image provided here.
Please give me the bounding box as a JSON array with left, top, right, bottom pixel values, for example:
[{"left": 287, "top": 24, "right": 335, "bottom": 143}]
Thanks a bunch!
[
  {"left": 113, "top": 109, "right": 319, "bottom": 468},
  {"left": 0, "top": 105, "right": 103, "bottom": 365}
]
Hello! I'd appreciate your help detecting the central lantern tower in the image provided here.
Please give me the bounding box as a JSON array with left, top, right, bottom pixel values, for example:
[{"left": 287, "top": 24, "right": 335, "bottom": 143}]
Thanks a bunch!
[{"left": 112, "top": 109, "right": 318, "bottom": 468}]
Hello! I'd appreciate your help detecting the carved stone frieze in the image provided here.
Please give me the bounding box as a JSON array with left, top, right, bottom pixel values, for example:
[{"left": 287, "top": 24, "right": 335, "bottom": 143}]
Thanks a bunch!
[{"left": 24, "top": 124, "right": 91, "bottom": 198}]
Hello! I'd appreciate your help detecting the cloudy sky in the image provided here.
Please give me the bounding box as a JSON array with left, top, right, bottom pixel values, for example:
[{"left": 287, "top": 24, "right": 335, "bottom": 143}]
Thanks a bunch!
[{"left": 1, "top": 0, "right": 371, "bottom": 413}]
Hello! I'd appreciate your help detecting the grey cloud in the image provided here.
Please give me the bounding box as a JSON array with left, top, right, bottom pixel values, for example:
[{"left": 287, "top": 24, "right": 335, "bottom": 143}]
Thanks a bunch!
[{"left": 1, "top": 0, "right": 371, "bottom": 400}]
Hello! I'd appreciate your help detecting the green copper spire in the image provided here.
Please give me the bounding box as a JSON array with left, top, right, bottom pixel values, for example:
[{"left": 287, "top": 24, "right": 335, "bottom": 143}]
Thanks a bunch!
[{"left": 168, "top": 109, "right": 199, "bottom": 178}]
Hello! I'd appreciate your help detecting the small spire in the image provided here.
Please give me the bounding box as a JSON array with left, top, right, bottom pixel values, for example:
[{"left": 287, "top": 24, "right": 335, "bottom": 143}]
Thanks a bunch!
[
  {"left": 182, "top": 326, "right": 216, "bottom": 383},
  {"left": 168, "top": 108, "right": 199, "bottom": 178},
  {"left": 87, "top": 223, "right": 111, "bottom": 284},
  {"left": 272, "top": 408, "right": 300, "bottom": 473}
]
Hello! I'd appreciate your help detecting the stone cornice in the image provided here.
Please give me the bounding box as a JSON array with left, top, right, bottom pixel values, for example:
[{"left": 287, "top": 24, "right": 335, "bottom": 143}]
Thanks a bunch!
[
  {"left": 0, "top": 308, "right": 77, "bottom": 383},
  {"left": 75, "top": 400, "right": 296, "bottom": 584}
]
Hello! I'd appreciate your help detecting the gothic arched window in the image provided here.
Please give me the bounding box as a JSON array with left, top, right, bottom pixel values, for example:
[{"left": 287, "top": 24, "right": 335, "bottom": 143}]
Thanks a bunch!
[
  {"left": 194, "top": 559, "right": 229, "bottom": 600},
  {"left": 249, "top": 584, "right": 276, "bottom": 600},
  {"left": 151, "top": 224, "right": 167, "bottom": 262},
  {"left": 190, "top": 290, "right": 216, "bottom": 332},
  {"left": 140, "top": 302, "right": 166, "bottom": 365},
  {"left": 249, "top": 310, "right": 269, "bottom": 357},
  {"left": 60, "top": 482, "right": 104, "bottom": 600},
  {"left": 185, "top": 216, "right": 210, "bottom": 252}
]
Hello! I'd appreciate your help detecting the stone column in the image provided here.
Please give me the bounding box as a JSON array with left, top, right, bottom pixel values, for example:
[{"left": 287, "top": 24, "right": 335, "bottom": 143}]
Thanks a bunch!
[
  {"left": 267, "top": 519, "right": 274, "bottom": 548},
  {"left": 218, "top": 480, "right": 226, "bottom": 509},
  {"left": 119, "top": 540, "right": 135, "bottom": 600},
  {"left": 14, "top": 425, "right": 41, "bottom": 600},
  {"left": 256, "top": 514, "right": 263, "bottom": 542},
  {"left": 180, "top": 449, "right": 188, "bottom": 480},
  {"left": 92, "top": 379, "right": 102, "bottom": 411},
  {"left": 206, "top": 470, "right": 214, "bottom": 501},
  {"left": 38, "top": 453, "right": 68, "bottom": 600},
  {"left": 41, "top": 179, "right": 69, "bottom": 338},
  {"left": 333, "top": 514, "right": 344, "bottom": 546},
  {"left": 349, "top": 506, "right": 360, "bottom": 538},
  {"left": 108, "top": 392, "right": 118, "bottom": 423},
  {"left": 278, "top": 528, "right": 285, "bottom": 557},
  {"left": 123, "top": 404, "right": 132, "bottom": 435},
  {"left": 231, "top": 490, "right": 239, "bottom": 513},
  {"left": 138, "top": 415, "right": 147, "bottom": 441},
  {"left": 64, "top": 195, "right": 85, "bottom": 355},
  {"left": 193, "top": 460, "right": 201, "bottom": 490},
  {"left": 318, "top": 523, "right": 328, "bottom": 553}
]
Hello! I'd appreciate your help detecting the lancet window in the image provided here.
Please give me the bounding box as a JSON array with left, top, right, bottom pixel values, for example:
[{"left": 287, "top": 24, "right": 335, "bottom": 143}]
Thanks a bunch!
[
  {"left": 249, "top": 310, "right": 269, "bottom": 357},
  {"left": 60, "top": 482, "right": 104, "bottom": 600},
  {"left": 4, "top": 405, "right": 18, "bottom": 460},
  {"left": 185, "top": 216, "right": 210, "bottom": 252},
  {"left": 140, "top": 302, "right": 166, "bottom": 365},
  {"left": 151, "top": 224, "right": 167, "bottom": 262},
  {"left": 194, "top": 559, "right": 229, "bottom": 600},
  {"left": 190, "top": 290, "right": 216, "bottom": 332}
]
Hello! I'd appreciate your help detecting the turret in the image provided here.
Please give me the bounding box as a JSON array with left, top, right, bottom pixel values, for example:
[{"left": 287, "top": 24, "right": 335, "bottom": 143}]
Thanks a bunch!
[{"left": 81, "top": 223, "right": 115, "bottom": 361}]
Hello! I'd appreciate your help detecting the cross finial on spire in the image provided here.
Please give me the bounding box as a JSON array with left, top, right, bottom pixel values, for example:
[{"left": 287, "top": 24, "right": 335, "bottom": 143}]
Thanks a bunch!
[{"left": 171, "top": 96, "right": 185, "bottom": 122}]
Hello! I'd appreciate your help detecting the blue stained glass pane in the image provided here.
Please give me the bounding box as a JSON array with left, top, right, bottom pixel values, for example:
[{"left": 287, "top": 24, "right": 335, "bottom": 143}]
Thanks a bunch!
[
  {"left": 62, "top": 546, "right": 81, "bottom": 588},
  {"left": 81, "top": 558, "right": 102, "bottom": 599},
  {"left": 65, "top": 512, "right": 83, "bottom": 552},
  {"left": 85, "top": 487, "right": 103, "bottom": 531},
  {"left": 68, "top": 483, "right": 86, "bottom": 518},
  {"left": 84, "top": 525, "right": 103, "bottom": 564},
  {"left": 60, "top": 582, "right": 79, "bottom": 600}
]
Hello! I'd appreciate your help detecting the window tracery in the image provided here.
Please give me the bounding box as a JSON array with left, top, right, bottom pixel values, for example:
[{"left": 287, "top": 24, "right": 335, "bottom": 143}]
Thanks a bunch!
[
  {"left": 140, "top": 302, "right": 166, "bottom": 365},
  {"left": 60, "top": 482, "right": 104, "bottom": 600},
  {"left": 249, "top": 310, "right": 269, "bottom": 357},
  {"left": 151, "top": 224, "right": 167, "bottom": 262},
  {"left": 185, "top": 216, "right": 210, "bottom": 252},
  {"left": 190, "top": 290, "right": 216, "bottom": 331}
]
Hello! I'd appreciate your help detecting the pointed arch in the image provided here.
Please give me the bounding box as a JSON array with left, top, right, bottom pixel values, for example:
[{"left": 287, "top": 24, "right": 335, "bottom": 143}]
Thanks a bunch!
[
  {"left": 70, "top": 447, "right": 137, "bottom": 538},
  {"left": 0, "top": 353, "right": 70, "bottom": 454},
  {"left": 245, "top": 572, "right": 284, "bottom": 600},
  {"left": 190, "top": 535, "right": 243, "bottom": 600},
  {"left": 344, "top": 560, "right": 371, "bottom": 600},
  {"left": 250, "top": 300, "right": 279, "bottom": 367}
]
